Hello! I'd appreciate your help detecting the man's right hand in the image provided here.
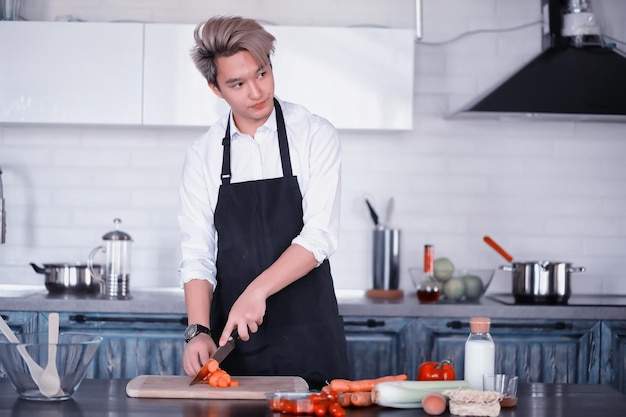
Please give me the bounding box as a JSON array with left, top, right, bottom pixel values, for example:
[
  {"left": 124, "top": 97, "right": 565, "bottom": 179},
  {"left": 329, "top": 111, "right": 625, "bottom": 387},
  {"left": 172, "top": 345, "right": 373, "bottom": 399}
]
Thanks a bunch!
[{"left": 183, "top": 333, "right": 217, "bottom": 377}]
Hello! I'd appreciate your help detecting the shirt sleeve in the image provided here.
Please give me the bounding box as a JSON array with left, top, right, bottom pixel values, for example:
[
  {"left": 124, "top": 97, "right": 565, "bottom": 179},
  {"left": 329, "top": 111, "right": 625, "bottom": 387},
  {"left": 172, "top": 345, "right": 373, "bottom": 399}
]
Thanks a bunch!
[
  {"left": 291, "top": 114, "right": 342, "bottom": 265},
  {"left": 177, "top": 142, "right": 218, "bottom": 290}
]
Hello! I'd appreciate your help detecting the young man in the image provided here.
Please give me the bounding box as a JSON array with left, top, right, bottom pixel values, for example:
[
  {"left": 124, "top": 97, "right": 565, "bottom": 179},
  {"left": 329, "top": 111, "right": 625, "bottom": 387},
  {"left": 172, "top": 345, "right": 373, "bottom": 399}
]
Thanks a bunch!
[{"left": 178, "top": 16, "right": 349, "bottom": 388}]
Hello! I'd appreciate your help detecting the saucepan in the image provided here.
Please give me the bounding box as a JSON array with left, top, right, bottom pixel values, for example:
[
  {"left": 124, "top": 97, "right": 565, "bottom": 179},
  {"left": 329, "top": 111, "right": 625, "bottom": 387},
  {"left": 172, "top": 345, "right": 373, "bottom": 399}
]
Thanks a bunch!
[
  {"left": 483, "top": 236, "right": 585, "bottom": 304},
  {"left": 30, "top": 262, "right": 104, "bottom": 295}
]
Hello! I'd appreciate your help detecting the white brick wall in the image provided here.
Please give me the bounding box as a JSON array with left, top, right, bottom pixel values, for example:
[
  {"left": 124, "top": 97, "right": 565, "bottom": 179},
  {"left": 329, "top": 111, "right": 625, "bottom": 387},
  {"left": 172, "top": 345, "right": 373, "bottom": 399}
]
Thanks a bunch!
[{"left": 1, "top": 0, "right": 626, "bottom": 296}]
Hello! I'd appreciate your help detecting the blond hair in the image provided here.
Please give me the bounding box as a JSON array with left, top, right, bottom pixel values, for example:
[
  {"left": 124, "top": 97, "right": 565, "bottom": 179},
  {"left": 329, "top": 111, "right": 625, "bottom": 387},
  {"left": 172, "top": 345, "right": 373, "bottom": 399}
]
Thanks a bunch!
[{"left": 191, "top": 16, "right": 276, "bottom": 88}]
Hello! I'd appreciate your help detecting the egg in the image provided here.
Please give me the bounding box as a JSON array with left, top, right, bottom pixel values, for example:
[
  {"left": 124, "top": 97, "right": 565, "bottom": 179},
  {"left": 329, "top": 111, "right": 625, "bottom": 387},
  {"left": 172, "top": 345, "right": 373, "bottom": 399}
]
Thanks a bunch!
[{"left": 421, "top": 392, "right": 447, "bottom": 416}]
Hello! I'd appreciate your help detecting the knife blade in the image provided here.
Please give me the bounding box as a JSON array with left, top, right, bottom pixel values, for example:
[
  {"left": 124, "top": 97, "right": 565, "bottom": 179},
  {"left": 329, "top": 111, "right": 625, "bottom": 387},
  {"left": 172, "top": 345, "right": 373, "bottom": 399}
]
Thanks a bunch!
[{"left": 189, "top": 329, "right": 238, "bottom": 386}]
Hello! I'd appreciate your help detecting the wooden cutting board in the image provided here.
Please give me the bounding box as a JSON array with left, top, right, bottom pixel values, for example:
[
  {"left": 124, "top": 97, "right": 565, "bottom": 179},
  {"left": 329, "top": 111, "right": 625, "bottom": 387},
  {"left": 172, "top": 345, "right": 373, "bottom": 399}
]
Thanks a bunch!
[{"left": 126, "top": 375, "right": 309, "bottom": 400}]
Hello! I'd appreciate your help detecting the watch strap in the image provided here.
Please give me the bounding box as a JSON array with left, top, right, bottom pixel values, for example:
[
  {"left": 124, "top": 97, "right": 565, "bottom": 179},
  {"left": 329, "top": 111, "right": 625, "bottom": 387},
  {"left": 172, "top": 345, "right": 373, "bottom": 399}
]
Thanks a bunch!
[{"left": 185, "top": 323, "right": 211, "bottom": 343}]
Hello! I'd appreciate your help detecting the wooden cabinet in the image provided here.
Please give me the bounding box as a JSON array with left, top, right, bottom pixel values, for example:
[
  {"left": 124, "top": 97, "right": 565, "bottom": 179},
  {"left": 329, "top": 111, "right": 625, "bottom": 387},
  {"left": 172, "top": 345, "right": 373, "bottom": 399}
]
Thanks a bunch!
[
  {"left": 600, "top": 321, "right": 626, "bottom": 393},
  {"left": 343, "top": 316, "right": 418, "bottom": 380},
  {"left": 6, "top": 309, "right": 624, "bottom": 394},
  {"left": 51, "top": 312, "right": 187, "bottom": 379},
  {"left": 0, "top": 21, "right": 143, "bottom": 125},
  {"left": 416, "top": 318, "right": 601, "bottom": 384}
]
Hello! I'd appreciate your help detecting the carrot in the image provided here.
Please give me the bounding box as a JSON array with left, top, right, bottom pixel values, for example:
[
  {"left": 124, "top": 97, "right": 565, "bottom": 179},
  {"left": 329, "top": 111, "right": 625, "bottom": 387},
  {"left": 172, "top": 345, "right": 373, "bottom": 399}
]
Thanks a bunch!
[
  {"left": 350, "top": 391, "right": 373, "bottom": 407},
  {"left": 329, "top": 374, "right": 409, "bottom": 393},
  {"left": 208, "top": 369, "right": 227, "bottom": 386},
  {"left": 217, "top": 377, "right": 230, "bottom": 388},
  {"left": 229, "top": 380, "right": 239, "bottom": 387},
  {"left": 337, "top": 392, "right": 352, "bottom": 407},
  {"left": 329, "top": 379, "right": 353, "bottom": 393},
  {"left": 206, "top": 359, "right": 220, "bottom": 373}
]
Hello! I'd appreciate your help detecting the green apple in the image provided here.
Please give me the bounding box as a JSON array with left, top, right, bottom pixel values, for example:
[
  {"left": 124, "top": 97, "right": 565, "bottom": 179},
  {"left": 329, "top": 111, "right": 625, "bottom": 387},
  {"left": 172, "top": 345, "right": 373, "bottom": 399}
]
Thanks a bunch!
[
  {"left": 434, "top": 257, "right": 455, "bottom": 282},
  {"left": 443, "top": 277, "right": 465, "bottom": 300}
]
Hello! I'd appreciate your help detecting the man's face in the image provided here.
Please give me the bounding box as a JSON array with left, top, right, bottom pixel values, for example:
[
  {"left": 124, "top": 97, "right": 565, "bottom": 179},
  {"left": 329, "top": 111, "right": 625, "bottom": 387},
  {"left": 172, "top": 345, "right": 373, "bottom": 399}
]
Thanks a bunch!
[{"left": 210, "top": 50, "right": 275, "bottom": 133}]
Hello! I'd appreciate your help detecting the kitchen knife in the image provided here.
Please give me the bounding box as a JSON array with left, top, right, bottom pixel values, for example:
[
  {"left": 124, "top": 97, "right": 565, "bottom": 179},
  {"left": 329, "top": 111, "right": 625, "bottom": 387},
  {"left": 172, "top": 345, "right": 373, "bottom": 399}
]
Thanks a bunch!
[{"left": 189, "top": 329, "right": 238, "bottom": 386}]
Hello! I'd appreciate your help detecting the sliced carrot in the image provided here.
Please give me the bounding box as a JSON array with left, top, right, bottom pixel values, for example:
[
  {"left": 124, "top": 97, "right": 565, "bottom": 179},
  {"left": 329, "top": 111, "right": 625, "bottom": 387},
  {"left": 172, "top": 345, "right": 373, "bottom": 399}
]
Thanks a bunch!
[
  {"left": 229, "top": 380, "right": 239, "bottom": 387},
  {"left": 208, "top": 369, "right": 227, "bottom": 386},
  {"left": 206, "top": 359, "right": 220, "bottom": 373}
]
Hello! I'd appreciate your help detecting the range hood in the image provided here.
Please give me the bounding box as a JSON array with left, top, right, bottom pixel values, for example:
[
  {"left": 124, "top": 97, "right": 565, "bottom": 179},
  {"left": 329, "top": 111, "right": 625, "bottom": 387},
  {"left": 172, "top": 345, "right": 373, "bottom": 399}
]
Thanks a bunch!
[{"left": 450, "top": 0, "right": 626, "bottom": 122}]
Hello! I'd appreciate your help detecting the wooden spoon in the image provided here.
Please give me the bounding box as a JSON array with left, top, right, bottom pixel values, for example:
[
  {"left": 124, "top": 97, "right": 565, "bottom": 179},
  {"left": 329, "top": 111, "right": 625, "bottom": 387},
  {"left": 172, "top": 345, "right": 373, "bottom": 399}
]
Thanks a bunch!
[
  {"left": 38, "top": 313, "right": 63, "bottom": 398},
  {"left": 0, "top": 315, "right": 45, "bottom": 387}
]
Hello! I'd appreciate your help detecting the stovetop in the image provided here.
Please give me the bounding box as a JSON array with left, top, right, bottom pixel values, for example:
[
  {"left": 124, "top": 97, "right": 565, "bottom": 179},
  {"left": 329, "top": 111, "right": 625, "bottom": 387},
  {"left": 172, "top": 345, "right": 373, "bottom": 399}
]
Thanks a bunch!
[{"left": 487, "top": 293, "right": 626, "bottom": 306}]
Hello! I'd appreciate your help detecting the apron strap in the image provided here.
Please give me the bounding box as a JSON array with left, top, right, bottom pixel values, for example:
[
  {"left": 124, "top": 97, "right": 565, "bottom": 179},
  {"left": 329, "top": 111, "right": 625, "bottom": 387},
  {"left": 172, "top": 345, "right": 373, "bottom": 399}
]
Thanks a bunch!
[
  {"left": 273, "top": 98, "right": 293, "bottom": 177},
  {"left": 220, "top": 114, "right": 232, "bottom": 185}
]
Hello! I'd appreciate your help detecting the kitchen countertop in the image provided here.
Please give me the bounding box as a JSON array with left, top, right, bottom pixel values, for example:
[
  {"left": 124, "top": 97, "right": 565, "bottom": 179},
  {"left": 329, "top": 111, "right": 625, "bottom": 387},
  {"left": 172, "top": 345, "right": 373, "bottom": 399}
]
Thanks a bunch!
[
  {"left": 2, "top": 285, "right": 626, "bottom": 320},
  {"left": 1, "top": 379, "right": 625, "bottom": 417}
]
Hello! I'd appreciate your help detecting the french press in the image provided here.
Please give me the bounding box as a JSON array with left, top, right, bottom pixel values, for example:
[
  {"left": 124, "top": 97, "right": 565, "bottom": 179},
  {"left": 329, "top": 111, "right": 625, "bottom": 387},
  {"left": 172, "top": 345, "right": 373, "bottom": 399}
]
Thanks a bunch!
[{"left": 88, "top": 218, "right": 133, "bottom": 299}]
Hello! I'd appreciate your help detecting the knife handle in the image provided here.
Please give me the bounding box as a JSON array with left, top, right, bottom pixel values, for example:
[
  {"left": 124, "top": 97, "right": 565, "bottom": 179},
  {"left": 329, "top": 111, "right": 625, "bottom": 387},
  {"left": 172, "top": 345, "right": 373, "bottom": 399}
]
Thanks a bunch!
[{"left": 228, "top": 329, "right": 239, "bottom": 341}]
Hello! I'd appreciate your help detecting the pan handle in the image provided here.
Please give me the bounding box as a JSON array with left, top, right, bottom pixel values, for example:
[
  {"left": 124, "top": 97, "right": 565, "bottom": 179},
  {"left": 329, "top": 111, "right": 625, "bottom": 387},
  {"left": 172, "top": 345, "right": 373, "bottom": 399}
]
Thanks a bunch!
[
  {"left": 483, "top": 236, "right": 514, "bottom": 263},
  {"left": 568, "top": 266, "right": 585, "bottom": 273},
  {"left": 30, "top": 263, "right": 46, "bottom": 274}
]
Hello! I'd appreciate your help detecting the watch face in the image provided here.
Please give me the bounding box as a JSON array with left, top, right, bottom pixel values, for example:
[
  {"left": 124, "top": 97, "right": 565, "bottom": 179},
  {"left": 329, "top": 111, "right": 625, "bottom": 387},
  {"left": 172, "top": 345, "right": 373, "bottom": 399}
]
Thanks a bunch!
[{"left": 185, "top": 324, "right": 198, "bottom": 340}]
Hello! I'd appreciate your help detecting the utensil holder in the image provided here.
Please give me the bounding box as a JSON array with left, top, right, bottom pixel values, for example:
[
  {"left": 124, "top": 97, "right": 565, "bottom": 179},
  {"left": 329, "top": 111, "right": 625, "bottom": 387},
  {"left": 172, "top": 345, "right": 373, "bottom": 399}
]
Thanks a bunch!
[{"left": 372, "top": 227, "right": 400, "bottom": 290}]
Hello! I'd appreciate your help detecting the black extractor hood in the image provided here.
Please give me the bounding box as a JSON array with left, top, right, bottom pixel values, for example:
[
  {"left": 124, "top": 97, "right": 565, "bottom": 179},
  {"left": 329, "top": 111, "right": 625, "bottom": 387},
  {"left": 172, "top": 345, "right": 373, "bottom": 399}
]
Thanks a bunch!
[{"left": 450, "top": 0, "right": 626, "bottom": 122}]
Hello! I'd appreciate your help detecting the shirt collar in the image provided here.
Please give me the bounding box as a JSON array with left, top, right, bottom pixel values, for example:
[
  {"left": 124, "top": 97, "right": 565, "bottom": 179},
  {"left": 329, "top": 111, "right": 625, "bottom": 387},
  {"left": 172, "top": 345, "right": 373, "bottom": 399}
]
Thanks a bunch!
[{"left": 228, "top": 101, "right": 279, "bottom": 139}]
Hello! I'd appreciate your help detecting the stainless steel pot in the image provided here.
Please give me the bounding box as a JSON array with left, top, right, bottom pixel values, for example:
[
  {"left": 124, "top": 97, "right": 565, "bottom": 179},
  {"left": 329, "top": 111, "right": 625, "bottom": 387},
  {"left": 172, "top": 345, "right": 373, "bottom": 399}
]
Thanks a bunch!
[
  {"left": 500, "top": 261, "right": 585, "bottom": 304},
  {"left": 30, "top": 262, "right": 104, "bottom": 295}
]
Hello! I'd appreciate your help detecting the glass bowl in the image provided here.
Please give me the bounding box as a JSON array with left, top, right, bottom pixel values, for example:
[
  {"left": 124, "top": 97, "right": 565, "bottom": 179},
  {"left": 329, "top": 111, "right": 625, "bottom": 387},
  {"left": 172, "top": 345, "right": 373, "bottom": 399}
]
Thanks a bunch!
[
  {"left": 0, "top": 332, "right": 102, "bottom": 401},
  {"left": 436, "top": 269, "right": 495, "bottom": 303},
  {"left": 410, "top": 268, "right": 495, "bottom": 303}
]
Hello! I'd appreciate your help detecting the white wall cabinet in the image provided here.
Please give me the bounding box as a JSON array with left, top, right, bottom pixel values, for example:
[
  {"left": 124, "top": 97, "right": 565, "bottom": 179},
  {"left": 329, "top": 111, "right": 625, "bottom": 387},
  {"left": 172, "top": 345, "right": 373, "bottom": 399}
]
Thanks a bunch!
[
  {"left": 269, "top": 26, "right": 414, "bottom": 130},
  {"left": 142, "top": 24, "right": 228, "bottom": 127},
  {"left": 0, "top": 21, "right": 414, "bottom": 130},
  {"left": 0, "top": 21, "right": 143, "bottom": 125},
  {"left": 143, "top": 23, "right": 414, "bottom": 130}
]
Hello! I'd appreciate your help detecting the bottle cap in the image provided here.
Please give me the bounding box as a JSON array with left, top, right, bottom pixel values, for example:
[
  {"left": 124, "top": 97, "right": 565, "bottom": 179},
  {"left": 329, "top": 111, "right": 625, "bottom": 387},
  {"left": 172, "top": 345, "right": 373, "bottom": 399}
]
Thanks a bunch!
[{"left": 469, "top": 317, "right": 491, "bottom": 333}]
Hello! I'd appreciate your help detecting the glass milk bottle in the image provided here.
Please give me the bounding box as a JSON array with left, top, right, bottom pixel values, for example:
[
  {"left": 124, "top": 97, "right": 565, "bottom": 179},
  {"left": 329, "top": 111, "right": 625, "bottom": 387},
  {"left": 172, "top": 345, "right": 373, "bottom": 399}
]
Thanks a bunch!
[{"left": 464, "top": 317, "right": 495, "bottom": 390}]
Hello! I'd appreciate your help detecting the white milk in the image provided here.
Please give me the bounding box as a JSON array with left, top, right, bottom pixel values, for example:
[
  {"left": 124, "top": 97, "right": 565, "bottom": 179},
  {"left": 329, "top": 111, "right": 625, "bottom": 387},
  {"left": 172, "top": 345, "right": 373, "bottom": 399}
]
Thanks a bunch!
[{"left": 464, "top": 339, "right": 495, "bottom": 390}]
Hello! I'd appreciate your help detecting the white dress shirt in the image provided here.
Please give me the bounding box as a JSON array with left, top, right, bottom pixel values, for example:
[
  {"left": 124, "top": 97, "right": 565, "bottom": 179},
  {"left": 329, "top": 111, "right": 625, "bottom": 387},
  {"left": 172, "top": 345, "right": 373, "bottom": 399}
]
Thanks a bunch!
[{"left": 178, "top": 99, "right": 342, "bottom": 289}]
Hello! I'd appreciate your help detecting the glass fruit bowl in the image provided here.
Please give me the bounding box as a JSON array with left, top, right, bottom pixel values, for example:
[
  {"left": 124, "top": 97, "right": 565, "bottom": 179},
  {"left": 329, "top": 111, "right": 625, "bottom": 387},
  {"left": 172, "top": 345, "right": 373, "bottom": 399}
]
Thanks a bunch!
[
  {"left": 410, "top": 268, "right": 495, "bottom": 304},
  {"left": 0, "top": 332, "right": 102, "bottom": 401}
]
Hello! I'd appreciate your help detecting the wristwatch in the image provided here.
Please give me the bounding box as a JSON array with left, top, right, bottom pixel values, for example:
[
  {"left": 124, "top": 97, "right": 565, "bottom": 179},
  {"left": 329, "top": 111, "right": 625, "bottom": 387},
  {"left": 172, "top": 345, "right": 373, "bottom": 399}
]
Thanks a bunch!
[{"left": 184, "top": 324, "right": 212, "bottom": 343}]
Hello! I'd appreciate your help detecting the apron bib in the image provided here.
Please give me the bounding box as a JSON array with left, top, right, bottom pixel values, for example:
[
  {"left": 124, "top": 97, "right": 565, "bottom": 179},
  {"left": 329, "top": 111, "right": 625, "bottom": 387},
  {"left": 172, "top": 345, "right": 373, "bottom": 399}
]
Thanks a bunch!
[{"left": 212, "top": 98, "right": 349, "bottom": 387}]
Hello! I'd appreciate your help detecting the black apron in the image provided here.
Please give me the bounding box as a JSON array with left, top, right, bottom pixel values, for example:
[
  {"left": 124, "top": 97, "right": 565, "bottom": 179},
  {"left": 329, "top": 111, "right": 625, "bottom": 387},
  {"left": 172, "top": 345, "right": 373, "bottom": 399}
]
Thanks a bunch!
[{"left": 211, "top": 98, "right": 349, "bottom": 388}]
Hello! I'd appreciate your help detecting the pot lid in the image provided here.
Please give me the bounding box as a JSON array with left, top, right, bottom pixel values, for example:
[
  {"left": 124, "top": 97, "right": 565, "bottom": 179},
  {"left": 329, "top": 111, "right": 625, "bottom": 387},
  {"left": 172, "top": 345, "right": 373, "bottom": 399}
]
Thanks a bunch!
[{"left": 102, "top": 218, "right": 132, "bottom": 241}]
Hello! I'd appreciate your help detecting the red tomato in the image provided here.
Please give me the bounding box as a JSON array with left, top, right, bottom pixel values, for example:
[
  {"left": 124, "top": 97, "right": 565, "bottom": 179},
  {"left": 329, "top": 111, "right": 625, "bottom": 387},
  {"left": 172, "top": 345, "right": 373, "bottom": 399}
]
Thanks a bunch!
[
  {"left": 328, "top": 402, "right": 346, "bottom": 417},
  {"left": 324, "top": 391, "right": 338, "bottom": 403},
  {"left": 309, "top": 392, "right": 326, "bottom": 404},
  {"left": 282, "top": 399, "right": 296, "bottom": 414},
  {"left": 417, "top": 360, "right": 456, "bottom": 381},
  {"left": 313, "top": 403, "right": 328, "bottom": 416}
]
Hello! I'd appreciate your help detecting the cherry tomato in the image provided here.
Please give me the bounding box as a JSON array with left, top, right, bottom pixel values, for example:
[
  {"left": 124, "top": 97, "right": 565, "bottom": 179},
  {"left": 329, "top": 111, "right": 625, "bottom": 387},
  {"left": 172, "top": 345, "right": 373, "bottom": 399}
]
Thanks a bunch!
[
  {"left": 282, "top": 399, "right": 296, "bottom": 414},
  {"left": 417, "top": 359, "right": 456, "bottom": 381},
  {"left": 309, "top": 392, "right": 326, "bottom": 404},
  {"left": 328, "top": 402, "right": 346, "bottom": 417},
  {"left": 313, "top": 403, "right": 328, "bottom": 416},
  {"left": 324, "top": 391, "right": 338, "bottom": 403}
]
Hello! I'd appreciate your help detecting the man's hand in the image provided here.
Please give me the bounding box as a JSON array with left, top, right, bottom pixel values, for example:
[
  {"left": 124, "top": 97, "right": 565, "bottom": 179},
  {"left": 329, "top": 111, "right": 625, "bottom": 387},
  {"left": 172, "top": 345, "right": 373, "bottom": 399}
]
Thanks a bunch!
[
  {"left": 220, "top": 286, "right": 266, "bottom": 346},
  {"left": 183, "top": 333, "right": 217, "bottom": 377}
]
